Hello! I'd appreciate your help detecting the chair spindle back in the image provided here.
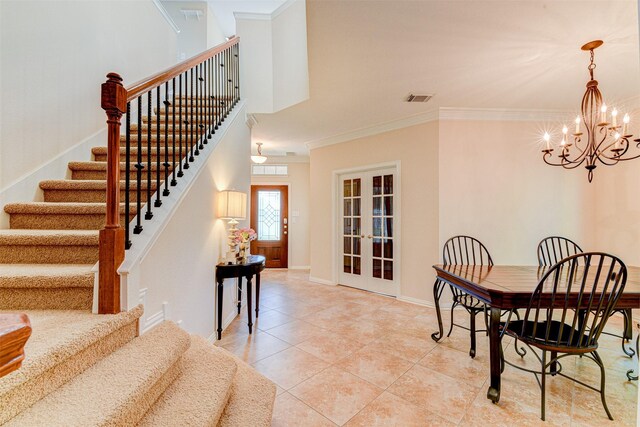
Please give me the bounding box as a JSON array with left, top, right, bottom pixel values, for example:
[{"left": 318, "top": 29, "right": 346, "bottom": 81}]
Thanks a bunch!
[{"left": 537, "top": 236, "right": 583, "bottom": 266}]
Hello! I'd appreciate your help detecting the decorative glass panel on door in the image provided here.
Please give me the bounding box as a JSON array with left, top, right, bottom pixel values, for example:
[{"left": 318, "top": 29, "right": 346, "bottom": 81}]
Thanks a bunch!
[
  {"left": 257, "top": 191, "right": 281, "bottom": 241},
  {"left": 342, "top": 178, "right": 362, "bottom": 275},
  {"left": 371, "top": 174, "right": 393, "bottom": 281}
]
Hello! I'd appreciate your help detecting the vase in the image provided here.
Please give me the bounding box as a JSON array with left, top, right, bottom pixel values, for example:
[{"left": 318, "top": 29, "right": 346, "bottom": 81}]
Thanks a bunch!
[{"left": 237, "top": 241, "right": 249, "bottom": 263}]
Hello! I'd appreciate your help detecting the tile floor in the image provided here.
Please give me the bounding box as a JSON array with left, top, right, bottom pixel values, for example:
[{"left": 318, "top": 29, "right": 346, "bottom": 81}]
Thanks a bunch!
[{"left": 215, "top": 270, "right": 639, "bottom": 426}]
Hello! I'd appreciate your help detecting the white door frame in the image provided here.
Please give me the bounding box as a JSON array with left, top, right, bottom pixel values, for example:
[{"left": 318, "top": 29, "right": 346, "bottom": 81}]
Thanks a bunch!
[{"left": 331, "top": 161, "right": 402, "bottom": 297}]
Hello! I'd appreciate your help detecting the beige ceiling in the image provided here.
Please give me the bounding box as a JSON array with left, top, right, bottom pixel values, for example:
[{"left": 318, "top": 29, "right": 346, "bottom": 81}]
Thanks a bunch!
[{"left": 251, "top": 0, "right": 640, "bottom": 155}]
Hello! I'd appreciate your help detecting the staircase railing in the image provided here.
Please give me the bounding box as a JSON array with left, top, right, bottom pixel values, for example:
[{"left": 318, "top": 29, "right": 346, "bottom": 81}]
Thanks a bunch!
[{"left": 99, "top": 37, "right": 240, "bottom": 314}]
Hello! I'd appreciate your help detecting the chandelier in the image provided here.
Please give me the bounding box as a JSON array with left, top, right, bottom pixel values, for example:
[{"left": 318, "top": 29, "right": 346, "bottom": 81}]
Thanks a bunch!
[{"left": 541, "top": 40, "right": 639, "bottom": 182}]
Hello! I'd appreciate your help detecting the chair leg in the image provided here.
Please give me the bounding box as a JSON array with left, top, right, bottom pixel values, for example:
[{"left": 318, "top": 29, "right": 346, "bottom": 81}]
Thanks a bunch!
[
  {"left": 500, "top": 336, "right": 505, "bottom": 373},
  {"left": 550, "top": 351, "right": 558, "bottom": 376},
  {"left": 593, "top": 351, "right": 614, "bottom": 420},
  {"left": 622, "top": 310, "right": 635, "bottom": 358},
  {"left": 540, "top": 350, "right": 546, "bottom": 421},
  {"left": 447, "top": 302, "right": 457, "bottom": 338},
  {"left": 469, "top": 310, "right": 477, "bottom": 358}
]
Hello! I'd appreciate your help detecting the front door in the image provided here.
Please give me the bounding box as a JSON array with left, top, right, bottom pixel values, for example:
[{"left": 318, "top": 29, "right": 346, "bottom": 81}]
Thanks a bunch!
[
  {"left": 338, "top": 168, "right": 399, "bottom": 296},
  {"left": 250, "top": 185, "right": 288, "bottom": 268}
]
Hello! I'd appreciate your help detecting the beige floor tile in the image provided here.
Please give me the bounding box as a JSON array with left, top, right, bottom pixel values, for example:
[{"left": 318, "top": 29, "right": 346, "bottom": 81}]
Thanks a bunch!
[
  {"left": 329, "top": 319, "right": 387, "bottom": 344},
  {"left": 344, "top": 391, "right": 454, "bottom": 427},
  {"left": 296, "top": 333, "right": 365, "bottom": 363},
  {"left": 379, "top": 300, "right": 432, "bottom": 317},
  {"left": 387, "top": 364, "right": 480, "bottom": 424},
  {"left": 459, "top": 384, "right": 570, "bottom": 427},
  {"left": 254, "top": 309, "right": 295, "bottom": 330},
  {"left": 252, "top": 346, "right": 329, "bottom": 389},
  {"left": 290, "top": 366, "right": 383, "bottom": 426},
  {"left": 337, "top": 345, "right": 414, "bottom": 389},
  {"left": 276, "top": 301, "right": 330, "bottom": 318},
  {"left": 369, "top": 329, "right": 437, "bottom": 362},
  {"left": 220, "top": 330, "right": 291, "bottom": 363},
  {"left": 266, "top": 319, "right": 329, "bottom": 345},
  {"left": 571, "top": 383, "right": 638, "bottom": 426},
  {"left": 418, "top": 345, "right": 488, "bottom": 388},
  {"left": 271, "top": 392, "right": 337, "bottom": 427}
]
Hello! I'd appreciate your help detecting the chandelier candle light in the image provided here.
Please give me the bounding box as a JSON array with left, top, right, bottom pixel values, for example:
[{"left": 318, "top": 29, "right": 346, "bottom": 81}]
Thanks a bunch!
[{"left": 541, "top": 40, "right": 639, "bottom": 182}]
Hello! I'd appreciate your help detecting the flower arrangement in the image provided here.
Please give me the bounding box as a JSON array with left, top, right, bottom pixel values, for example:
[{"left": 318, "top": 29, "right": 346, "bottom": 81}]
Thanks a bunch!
[{"left": 232, "top": 228, "right": 257, "bottom": 244}]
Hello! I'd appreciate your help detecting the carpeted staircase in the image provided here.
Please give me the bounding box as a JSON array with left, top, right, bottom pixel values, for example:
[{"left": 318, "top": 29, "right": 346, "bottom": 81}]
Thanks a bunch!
[{"left": 0, "top": 100, "right": 277, "bottom": 425}]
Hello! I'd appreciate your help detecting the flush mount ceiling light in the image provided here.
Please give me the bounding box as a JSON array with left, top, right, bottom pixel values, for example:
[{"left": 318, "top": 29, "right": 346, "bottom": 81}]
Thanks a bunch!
[
  {"left": 251, "top": 142, "right": 267, "bottom": 164},
  {"left": 541, "top": 40, "right": 639, "bottom": 182}
]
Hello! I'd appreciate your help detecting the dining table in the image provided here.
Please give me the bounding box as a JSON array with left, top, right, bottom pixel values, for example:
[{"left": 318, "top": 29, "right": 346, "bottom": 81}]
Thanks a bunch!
[{"left": 431, "top": 264, "right": 640, "bottom": 404}]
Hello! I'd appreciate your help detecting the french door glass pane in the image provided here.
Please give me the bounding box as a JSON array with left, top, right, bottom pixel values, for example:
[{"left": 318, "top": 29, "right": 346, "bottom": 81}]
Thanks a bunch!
[
  {"left": 344, "top": 199, "right": 352, "bottom": 216},
  {"left": 342, "top": 179, "right": 361, "bottom": 276},
  {"left": 384, "top": 196, "right": 393, "bottom": 215},
  {"left": 344, "top": 255, "right": 352, "bottom": 273},
  {"left": 257, "top": 191, "right": 281, "bottom": 241},
  {"left": 344, "top": 180, "right": 352, "bottom": 197},
  {"left": 384, "top": 260, "right": 393, "bottom": 280},
  {"left": 384, "top": 175, "right": 393, "bottom": 194},
  {"left": 373, "top": 197, "right": 382, "bottom": 216},
  {"left": 373, "top": 176, "right": 382, "bottom": 195},
  {"left": 353, "top": 256, "right": 361, "bottom": 275},
  {"left": 384, "top": 239, "right": 393, "bottom": 259},
  {"left": 353, "top": 179, "right": 361, "bottom": 197},
  {"left": 373, "top": 259, "right": 382, "bottom": 278},
  {"left": 353, "top": 237, "right": 361, "bottom": 255},
  {"left": 353, "top": 198, "right": 361, "bottom": 216},
  {"left": 373, "top": 238, "right": 382, "bottom": 258},
  {"left": 344, "top": 237, "right": 351, "bottom": 254}
]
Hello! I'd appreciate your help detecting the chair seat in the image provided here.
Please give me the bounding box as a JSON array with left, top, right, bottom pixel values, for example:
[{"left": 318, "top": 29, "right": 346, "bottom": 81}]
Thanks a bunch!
[
  {"left": 502, "top": 319, "right": 596, "bottom": 352},
  {"left": 452, "top": 293, "right": 485, "bottom": 310}
]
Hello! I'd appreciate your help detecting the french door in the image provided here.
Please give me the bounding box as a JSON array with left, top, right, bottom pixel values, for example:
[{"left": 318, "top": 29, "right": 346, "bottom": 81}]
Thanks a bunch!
[
  {"left": 250, "top": 185, "right": 288, "bottom": 268},
  {"left": 338, "top": 167, "right": 399, "bottom": 296}
]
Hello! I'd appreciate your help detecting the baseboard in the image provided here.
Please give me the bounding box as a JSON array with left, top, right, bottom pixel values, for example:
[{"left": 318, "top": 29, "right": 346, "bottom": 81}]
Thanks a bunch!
[
  {"left": 289, "top": 265, "right": 310, "bottom": 270},
  {"left": 308, "top": 276, "right": 335, "bottom": 286},
  {"left": 397, "top": 294, "right": 453, "bottom": 309}
]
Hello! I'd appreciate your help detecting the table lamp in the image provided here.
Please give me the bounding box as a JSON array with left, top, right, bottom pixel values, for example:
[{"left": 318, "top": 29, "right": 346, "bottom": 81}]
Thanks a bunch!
[{"left": 217, "top": 190, "right": 247, "bottom": 263}]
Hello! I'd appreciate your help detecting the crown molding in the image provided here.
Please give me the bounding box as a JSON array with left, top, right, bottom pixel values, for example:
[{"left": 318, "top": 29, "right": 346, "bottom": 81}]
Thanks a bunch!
[
  {"left": 234, "top": 0, "right": 297, "bottom": 21},
  {"left": 438, "top": 107, "right": 571, "bottom": 122},
  {"left": 306, "top": 109, "right": 439, "bottom": 151}
]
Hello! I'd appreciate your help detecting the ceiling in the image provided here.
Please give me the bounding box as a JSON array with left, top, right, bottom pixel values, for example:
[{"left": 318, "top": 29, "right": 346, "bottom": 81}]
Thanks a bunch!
[{"left": 243, "top": 0, "right": 639, "bottom": 156}]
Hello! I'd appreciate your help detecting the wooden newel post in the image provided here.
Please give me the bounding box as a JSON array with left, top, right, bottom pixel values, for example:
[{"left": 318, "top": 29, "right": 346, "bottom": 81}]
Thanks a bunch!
[{"left": 99, "top": 73, "right": 127, "bottom": 314}]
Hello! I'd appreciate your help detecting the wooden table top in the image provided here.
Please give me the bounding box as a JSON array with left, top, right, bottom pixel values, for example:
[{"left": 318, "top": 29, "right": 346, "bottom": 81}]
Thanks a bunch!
[{"left": 433, "top": 265, "right": 640, "bottom": 309}]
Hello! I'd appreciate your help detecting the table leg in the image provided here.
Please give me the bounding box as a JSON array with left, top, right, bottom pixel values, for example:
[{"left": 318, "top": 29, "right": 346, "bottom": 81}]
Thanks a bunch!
[
  {"left": 237, "top": 276, "right": 243, "bottom": 315},
  {"left": 246, "top": 275, "right": 254, "bottom": 334},
  {"left": 487, "top": 306, "right": 501, "bottom": 403},
  {"left": 256, "top": 273, "right": 261, "bottom": 318},
  {"left": 431, "top": 279, "right": 445, "bottom": 342},
  {"left": 216, "top": 278, "right": 224, "bottom": 340}
]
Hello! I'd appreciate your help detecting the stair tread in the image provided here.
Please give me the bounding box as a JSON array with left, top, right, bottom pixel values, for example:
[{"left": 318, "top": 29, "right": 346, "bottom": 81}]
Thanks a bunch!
[
  {"left": 0, "top": 306, "right": 143, "bottom": 397},
  {"left": 68, "top": 162, "right": 170, "bottom": 171},
  {"left": 40, "top": 180, "right": 159, "bottom": 190},
  {"left": 217, "top": 351, "right": 277, "bottom": 427},
  {"left": 0, "top": 229, "right": 99, "bottom": 245},
  {"left": 0, "top": 264, "right": 93, "bottom": 287},
  {"left": 5, "top": 202, "right": 137, "bottom": 214},
  {"left": 138, "top": 336, "right": 237, "bottom": 426},
  {"left": 5, "top": 320, "right": 189, "bottom": 427}
]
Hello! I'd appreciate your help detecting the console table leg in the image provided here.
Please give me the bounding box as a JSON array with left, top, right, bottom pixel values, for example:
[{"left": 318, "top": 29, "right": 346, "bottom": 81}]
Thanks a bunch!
[
  {"left": 216, "top": 279, "right": 224, "bottom": 340},
  {"left": 246, "top": 275, "right": 253, "bottom": 334},
  {"left": 237, "top": 276, "right": 243, "bottom": 315},
  {"left": 255, "top": 273, "right": 261, "bottom": 318}
]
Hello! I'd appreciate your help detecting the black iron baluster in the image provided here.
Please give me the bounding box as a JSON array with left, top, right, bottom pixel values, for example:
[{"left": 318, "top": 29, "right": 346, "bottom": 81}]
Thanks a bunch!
[
  {"left": 162, "top": 82, "right": 170, "bottom": 196},
  {"left": 219, "top": 53, "right": 225, "bottom": 125},
  {"left": 125, "top": 102, "right": 132, "bottom": 248},
  {"left": 155, "top": 87, "right": 162, "bottom": 206},
  {"left": 236, "top": 43, "right": 241, "bottom": 102},
  {"left": 215, "top": 53, "right": 219, "bottom": 130},
  {"left": 145, "top": 91, "right": 153, "bottom": 219},
  {"left": 170, "top": 78, "right": 177, "bottom": 186},
  {"left": 189, "top": 67, "right": 195, "bottom": 162},
  {"left": 179, "top": 73, "right": 186, "bottom": 174},
  {"left": 207, "top": 58, "right": 212, "bottom": 138},
  {"left": 133, "top": 96, "right": 143, "bottom": 234},
  {"left": 234, "top": 44, "right": 239, "bottom": 106},
  {"left": 195, "top": 64, "right": 201, "bottom": 153},
  {"left": 198, "top": 62, "right": 207, "bottom": 150}
]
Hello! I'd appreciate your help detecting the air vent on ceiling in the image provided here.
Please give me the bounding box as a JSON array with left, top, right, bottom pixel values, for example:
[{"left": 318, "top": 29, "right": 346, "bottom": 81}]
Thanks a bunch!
[{"left": 406, "top": 94, "right": 433, "bottom": 103}]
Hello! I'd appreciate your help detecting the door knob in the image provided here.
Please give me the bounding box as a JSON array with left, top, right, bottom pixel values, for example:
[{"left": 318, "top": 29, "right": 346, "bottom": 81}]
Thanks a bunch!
[
  {"left": 367, "top": 235, "right": 372, "bottom": 239},
  {"left": 284, "top": 231, "right": 288, "bottom": 235},
  {"left": 360, "top": 235, "right": 365, "bottom": 238}
]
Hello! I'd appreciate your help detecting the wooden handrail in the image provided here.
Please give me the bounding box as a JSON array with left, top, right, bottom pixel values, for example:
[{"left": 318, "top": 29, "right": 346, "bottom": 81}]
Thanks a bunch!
[
  {"left": 0, "top": 314, "right": 32, "bottom": 378},
  {"left": 127, "top": 36, "right": 238, "bottom": 101}
]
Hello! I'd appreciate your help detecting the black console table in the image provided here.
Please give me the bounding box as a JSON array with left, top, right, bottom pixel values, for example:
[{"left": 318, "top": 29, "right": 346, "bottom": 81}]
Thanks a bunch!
[{"left": 215, "top": 255, "right": 265, "bottom": 340}]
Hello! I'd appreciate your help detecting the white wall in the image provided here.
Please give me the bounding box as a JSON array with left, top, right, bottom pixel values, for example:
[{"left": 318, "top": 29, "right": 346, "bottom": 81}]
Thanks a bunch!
[
  {"left": 126, "top": 104, "right": 251, "bottom": 339},
  {"left": 251, "top": 160, "right": 311, "bottom": 268},
  {"left": 0, "top": 0, "right": 177, "bottom": 191},
  {"left": 162, "top": 1, "right": 225, "bottom": 61},
  {"left": 235, "top": 0, "right": 309, "bottom": 114}
]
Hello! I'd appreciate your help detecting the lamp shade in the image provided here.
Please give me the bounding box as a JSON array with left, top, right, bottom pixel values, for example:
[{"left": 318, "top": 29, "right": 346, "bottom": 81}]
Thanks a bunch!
[{"left": 217, "top": 190, "right": 247, "bottom": 219}]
